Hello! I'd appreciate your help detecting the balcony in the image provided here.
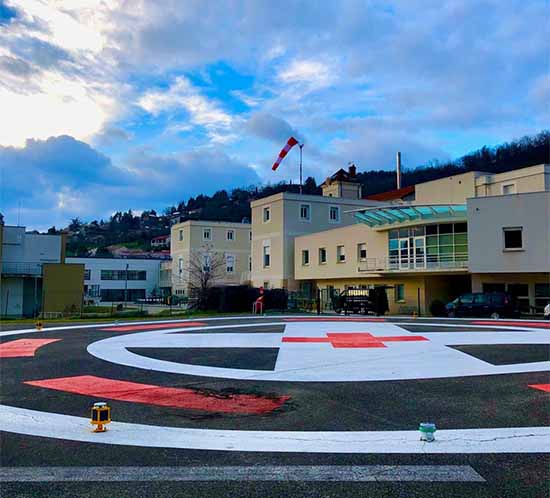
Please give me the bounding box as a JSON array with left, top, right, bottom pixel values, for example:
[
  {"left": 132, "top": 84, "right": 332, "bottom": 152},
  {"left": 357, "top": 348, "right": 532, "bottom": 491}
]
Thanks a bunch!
[
  {"left": 1, "top": 261, "right": 43, "bottom": 277},
  {"left": 358, "top": 254, "right": 469, "bottom": 273}
]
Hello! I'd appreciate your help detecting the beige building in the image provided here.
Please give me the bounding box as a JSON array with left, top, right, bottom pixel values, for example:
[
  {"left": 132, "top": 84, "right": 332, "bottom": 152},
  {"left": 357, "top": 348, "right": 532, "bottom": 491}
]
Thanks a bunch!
[
  {"left": 250, "top": 166, "right": 381, "bottom": 290},
  {"left": 293, "top": 164, "right": 550, "bottom": 315},
  {"left": 170, "top": 220, "right": 251, "bottom": 295}
]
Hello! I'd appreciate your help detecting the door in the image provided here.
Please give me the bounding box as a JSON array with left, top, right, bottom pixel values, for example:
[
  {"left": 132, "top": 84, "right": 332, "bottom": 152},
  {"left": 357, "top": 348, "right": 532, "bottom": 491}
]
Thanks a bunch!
[
  {"left": 413, "top": 237, "right": 426, "bottom": 269},
  {"left": 399, "top": 239, "right": 409, "bottom": 270}
]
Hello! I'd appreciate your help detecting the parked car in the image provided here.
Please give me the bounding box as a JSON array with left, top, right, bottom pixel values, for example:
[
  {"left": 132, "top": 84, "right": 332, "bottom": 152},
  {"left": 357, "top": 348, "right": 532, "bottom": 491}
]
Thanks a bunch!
[{"left": 446, "top": 292, "right": 519, "bottom": 319}]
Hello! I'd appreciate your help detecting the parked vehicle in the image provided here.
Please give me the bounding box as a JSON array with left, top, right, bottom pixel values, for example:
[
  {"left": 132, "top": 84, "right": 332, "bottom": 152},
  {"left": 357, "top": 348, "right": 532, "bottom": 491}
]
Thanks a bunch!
[
  {"left": 332, "top": 287, "right": 389, "bottom": 315},
  {"left": 446, "top": 292, "right": 519, "bottom": 319}
]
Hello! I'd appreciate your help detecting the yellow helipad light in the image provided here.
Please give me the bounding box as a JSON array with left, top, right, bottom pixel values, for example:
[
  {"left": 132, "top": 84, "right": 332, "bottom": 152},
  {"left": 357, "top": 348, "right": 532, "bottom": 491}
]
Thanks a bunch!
[
  {"left": 90, "top": 402, "right": 111, "bottom": 432},
  {"left": 35, "top": 321, "right": 43, "bottom": 331}
]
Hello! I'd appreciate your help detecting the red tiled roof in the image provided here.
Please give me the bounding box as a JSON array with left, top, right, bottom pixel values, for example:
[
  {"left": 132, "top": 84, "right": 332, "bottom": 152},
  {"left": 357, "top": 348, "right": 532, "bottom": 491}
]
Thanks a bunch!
[{"left": 364, "top": 185, "right": 415, "bottom": 201}]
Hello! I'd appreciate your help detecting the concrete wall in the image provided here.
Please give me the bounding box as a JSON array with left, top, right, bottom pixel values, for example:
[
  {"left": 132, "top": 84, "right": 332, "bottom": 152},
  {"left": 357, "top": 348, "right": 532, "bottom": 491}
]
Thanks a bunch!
[
  {"left": 42, "top": 263, "right": 85, "bottom": 314},
  {"left": 475, "top": 164, "right": 550, "bottom": 197},
  {"left": 251, "top": 192, "right": 381, "bottom": 289},
  {"left": 170, "top": 220, "right": 251, "bottom": 294},
  {"left": 415, "top": 171, "right": 483, "bottom": 204},
  {"left": 294, "top": 223, "right": 387, "bottom": 281},
  {"left": 467, "top": 191, "right": 550, "bottom": 273},
  {"left": 1, "top": 226, "right": 62, "bottom": 264}
]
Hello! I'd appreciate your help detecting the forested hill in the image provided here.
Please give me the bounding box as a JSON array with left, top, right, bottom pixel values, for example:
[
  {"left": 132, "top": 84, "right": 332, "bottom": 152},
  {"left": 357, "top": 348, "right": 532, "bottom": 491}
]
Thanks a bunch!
[{"left": 61, "top": 130, "right": 548, "bottom": 256}]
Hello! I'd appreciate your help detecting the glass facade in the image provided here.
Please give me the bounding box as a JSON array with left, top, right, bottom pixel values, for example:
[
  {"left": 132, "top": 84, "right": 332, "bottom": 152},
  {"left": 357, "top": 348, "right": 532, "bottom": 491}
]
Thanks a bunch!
[{"left": 388, "top": 222, "right": 468, "bottom": 269}]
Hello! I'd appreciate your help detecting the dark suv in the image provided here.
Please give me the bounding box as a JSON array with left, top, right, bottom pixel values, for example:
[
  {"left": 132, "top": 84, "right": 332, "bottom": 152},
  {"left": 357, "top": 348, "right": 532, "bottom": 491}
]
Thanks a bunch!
[{"left": 446, "top": 292, "right": 519, "bottom": 319}]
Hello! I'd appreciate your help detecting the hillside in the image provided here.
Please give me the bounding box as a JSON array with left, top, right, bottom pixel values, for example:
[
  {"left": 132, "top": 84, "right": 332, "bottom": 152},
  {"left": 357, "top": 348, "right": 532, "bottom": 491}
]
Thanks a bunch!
[{"left": 60, "top": 130, "right": 548, "bottom": 256}]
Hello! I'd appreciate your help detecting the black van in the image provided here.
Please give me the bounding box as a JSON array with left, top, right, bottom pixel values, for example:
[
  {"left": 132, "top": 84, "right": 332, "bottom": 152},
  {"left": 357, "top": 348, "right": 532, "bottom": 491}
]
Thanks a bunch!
[{"left": 446, "top": 292, "right": 519, "bottom": 319}]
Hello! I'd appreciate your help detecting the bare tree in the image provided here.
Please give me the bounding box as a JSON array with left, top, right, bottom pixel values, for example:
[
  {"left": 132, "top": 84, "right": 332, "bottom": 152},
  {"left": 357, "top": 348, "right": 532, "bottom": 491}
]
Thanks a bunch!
[{"left": 187, "top": 245, "right": 226, "bottom": 310}]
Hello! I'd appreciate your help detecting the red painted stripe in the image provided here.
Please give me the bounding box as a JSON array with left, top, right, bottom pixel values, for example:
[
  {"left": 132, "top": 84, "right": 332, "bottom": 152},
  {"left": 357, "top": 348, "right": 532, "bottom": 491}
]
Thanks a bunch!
[
  {"left": 529, "top": 384, "right": 550, "bottom": 392},
  {"left": 0, "top": 339, "right": 61, "bottom": 358},
  {"left": 25, "top": 375, "right": 290, "bottom": 414},
  {"left": 100, "top": 321, "right": 207, "bottom": 332},
  {"left": 471, "top": 321, "right": 550, "bottom": 329},
  {"left": 283, "top": 333, "right": 428, "bottom": 348},
  {"left": 284, "top": 318, "right": 386, "bottom": 322}
]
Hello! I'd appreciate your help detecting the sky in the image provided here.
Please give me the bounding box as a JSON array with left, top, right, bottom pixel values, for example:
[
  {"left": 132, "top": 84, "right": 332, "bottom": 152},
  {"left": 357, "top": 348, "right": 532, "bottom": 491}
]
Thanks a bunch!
[{"left": 0, "top": 0, "right": 548, "bottom": 231}]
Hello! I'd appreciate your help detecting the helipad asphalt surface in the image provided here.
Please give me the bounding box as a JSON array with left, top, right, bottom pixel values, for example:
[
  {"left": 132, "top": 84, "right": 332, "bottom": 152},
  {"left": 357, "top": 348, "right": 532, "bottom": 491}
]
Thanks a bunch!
[{"left": 0, "top": 315, "right": 548, "bottom": 497}]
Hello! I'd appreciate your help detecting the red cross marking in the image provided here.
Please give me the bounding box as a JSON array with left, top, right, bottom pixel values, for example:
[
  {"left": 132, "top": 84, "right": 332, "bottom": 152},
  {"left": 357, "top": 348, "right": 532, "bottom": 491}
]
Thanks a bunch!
[{"left": 282, "top": 332, "right": 428, "bottom": 348}]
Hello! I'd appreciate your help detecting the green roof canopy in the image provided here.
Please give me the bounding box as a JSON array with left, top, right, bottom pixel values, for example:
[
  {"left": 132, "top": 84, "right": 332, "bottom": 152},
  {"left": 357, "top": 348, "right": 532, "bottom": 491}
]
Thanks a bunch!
[{"left": 354, "top": 204, "right": 467, "bottom": 227}]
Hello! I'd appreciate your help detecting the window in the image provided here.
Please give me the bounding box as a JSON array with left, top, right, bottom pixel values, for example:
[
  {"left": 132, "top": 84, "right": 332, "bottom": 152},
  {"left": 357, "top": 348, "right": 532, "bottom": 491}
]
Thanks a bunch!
[
  {"left": 202, "top": 254, "right": 211, "bottom": 272},
  {"left": 337, "top": 245, "right": 346, "bottom": 262},
  {"left": 263, "top": 206, "right": 271, "bottom": 223},
  {"left": 503, "top": 227, "right": 523, "bottom": 250},
  {"left": 535, "top": 283, "right": 550, "bottom": 312},
  {"left": 329, "top": 205, "right": 340, "bottom": 223},
  {"left": 358, "top": 243, "right": 367, "bottom": 262},
  {"left": 226, "top": 254, "right": 235, "bottom": 273},
  {"left": 507, "top": 283, "right": 530, "bottom": 313},
  {"left": 101, "top": 270, "right": 146, "bottom": 280},
  {"left": 299, "top": 203, "right": 311, "bottom": 221},
  {"left": 84, "top": 269, "right": 91, "bottom": 280},
  {"left": 249, "top": 231, "right": 252, "bottom": 241},
  {"left": 87, "top": 284, "right": 100, "bottom": 297},
  {"left": 460, "top": 293, "right": 474, "bottom": 304},
  {"left": 178, "top": 229, "right": 183, "bottom": 241},
  {"left": 474, "top": 294, "right": 489, "bottom": 304},
  {"left": 302, "top": 249, "right": 310, "bottom": 265},
  {"left": 394, "top": 284, "right": 405, "bottom": 302},
  {"left": 178, "top": 257, "right": 184, "bottom": 274},
  {"left": 263, "top": 244, "right": 271, "bottom": 268},
  {"left": 203, "top": 228, "right": 211, "bottom": 241},
  {"left": 100, "top": 288, "right": 145, "bottom": 302},
  {"left": 227, "top": 229, "right": 235, "bottom": 241},
  {"left": 502, "top": 183, "right": 516, "bottom": 195},
  {"left": 319, "top": 247, "right": 327, "bottom": 264}
]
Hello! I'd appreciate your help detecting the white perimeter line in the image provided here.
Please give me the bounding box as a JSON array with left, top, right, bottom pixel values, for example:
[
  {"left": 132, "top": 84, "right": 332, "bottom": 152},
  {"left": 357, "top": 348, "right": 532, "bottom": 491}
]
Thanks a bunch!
[
  {"left": 1, "top": 405, "right": 549, "bottom": 454},
  {"left": 0, "top": 465, "right": 485, "bottom": 482}
]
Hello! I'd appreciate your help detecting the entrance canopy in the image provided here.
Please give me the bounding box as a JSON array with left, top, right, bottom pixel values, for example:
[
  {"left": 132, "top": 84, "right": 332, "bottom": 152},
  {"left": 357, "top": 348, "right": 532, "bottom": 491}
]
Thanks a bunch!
[{"left": 352, "top": 204, "right": 467, "bottom": 228}]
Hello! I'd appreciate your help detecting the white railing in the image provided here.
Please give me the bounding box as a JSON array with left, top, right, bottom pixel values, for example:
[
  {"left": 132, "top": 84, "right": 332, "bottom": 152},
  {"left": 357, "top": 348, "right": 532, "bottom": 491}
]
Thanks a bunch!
[
  {"left": 1, "top": 261, "right": 43, "bottom": 276},
  {"left": 358, "top": 254, "right": 469, "bottom": 273}
]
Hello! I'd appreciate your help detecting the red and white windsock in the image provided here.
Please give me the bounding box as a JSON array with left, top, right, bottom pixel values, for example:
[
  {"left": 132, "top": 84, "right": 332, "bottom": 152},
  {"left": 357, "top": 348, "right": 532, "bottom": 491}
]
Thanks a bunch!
[{"left": 272, "top": 136, "right": 299, "bottom": 171}]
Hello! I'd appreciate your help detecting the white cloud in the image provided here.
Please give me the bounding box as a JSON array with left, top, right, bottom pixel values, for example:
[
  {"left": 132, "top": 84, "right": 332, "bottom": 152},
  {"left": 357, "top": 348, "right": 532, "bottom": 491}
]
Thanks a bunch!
[
  {"left": 278, "top": 59, "right": 335, "bottom": 91},
  {"left": 138, "top": 76, "right": 234, "bottom": 140}
]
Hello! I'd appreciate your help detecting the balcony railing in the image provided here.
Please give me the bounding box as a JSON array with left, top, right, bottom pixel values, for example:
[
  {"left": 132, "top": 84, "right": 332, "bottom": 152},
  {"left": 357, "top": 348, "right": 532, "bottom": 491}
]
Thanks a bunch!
[
  {"left": 1, "top": 261, "right": 43, "bottom": 276},
  {"left": 358, "top": 254, "right": 469, "bottom": 273}
]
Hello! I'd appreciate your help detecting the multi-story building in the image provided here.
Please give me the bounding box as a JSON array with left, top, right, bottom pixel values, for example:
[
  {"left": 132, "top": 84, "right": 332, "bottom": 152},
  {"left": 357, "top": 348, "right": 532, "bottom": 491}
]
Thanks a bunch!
[
  {"left": 170, "top": 220, "right": 251, "bottom": 296},
  {"left": 293, "top": 164, "right": 550, "bottom": 315},
  {"left": 66, "top": 257, "right": 162, "bottom": 304},
  {"left": 250, "top": 165, "right": 382, "bottom": 290},
  {"left": 0, "top": 225, "right": 84, "bottom": 317}
]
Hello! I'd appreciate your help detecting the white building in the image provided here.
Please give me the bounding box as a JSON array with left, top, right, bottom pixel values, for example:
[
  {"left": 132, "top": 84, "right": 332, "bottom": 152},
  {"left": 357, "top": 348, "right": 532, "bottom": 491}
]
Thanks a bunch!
[
  {"left": 1, "top": 226, "right": 64, "bottom": 317},
  {"left": 66, "top": 257, "right": 162, "bottom": 303}
]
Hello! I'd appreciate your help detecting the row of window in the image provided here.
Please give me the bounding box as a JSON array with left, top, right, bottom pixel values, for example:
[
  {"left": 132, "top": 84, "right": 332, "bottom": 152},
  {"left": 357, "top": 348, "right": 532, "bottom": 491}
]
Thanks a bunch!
[
  {"left": 300, "top": 243, "right": 368, "bottom": 266},
  {"left": 177, "top": 254, "right": 252, "bottom": 274},
  {"left": 177, "top": 228, "right": 251, "bottom": 242},
  {"left": 84, "top": 269, "right": 147, "bottom": 281},
  {"left": 262, "top": 205, "right": 341, "bottom": 224},
  {"left": 100, "top": 270, "right": 147, "bottom": 281}
]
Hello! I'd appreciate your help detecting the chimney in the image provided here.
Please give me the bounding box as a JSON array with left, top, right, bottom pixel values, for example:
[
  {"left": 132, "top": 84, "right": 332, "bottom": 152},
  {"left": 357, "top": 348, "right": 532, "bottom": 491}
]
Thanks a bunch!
[
  {"left": 348, "top": 163, "right": 356, "bottom": 177},
  {"left": 396, "top": 152, "right": 402, "bottom": 190}
]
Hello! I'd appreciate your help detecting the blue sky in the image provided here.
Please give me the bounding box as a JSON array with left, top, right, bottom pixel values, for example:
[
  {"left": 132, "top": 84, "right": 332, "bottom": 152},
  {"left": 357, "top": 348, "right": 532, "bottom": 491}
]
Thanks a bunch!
[{"left": 0, "top": 0, "right": 548, "bottom": 231}]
